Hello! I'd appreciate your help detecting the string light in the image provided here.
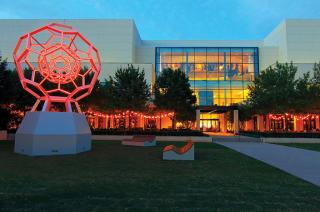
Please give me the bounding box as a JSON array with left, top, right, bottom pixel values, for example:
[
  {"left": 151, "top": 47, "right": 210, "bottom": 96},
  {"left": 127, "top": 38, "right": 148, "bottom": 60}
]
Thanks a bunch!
[
  {"left": 269, "top": 113, "right": 319, "bottom": 121},
  {"left": 85, "top": 110, "right": 175, "bottom": 119}
]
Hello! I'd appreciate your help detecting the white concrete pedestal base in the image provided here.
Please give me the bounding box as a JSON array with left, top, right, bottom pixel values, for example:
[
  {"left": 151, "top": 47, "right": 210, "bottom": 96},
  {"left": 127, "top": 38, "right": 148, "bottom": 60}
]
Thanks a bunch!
[{"left": 15, "top": 112, "right": 91, "bottom": 156}]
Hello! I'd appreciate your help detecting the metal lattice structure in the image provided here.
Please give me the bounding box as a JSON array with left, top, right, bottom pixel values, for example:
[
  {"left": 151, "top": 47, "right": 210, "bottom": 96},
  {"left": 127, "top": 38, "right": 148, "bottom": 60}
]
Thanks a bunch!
[{"left": 13, "top": 23, "right": 101, "bottom": 112}]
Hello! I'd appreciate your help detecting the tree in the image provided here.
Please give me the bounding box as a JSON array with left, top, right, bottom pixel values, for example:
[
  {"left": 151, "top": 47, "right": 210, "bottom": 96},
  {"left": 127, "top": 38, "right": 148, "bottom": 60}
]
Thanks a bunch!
[
  {"left": 113, "top": 65, "right": 150, "bottom": 111},
  {"left": 153, "top": 68, "right": 196, "bottom": 128},
  {"left": 0, "top": 57, "right": 35, "bottom": 108},
  {"left": 0, "top": 106, "right": 10, "bottom": 130},
  {"left": 287, "top": 64, "right": 320, "bottom": 113},
  {"left": 0, "top": 57, "right": 10, "bottom": 104},
  {"left": 246, "top": 61, "right": 320, "bottom": 117},
  {"left": 109, "top": 65, "right": 151, "bottom": 129},
  {"left": 81, "top": 77, "right": 117, "bottom": 112},
  {"left": 8, "top": 68, "right": 35, "bottom": 109},
  {"left": 248, "top": 62, "right": 298, "bottom": 114},
  {"left": 294, "top": 72, "right": 313, "bottom": 112},
  {"left": 0, "top": 57, "right": 34, "bottom": 129},
  {"left": 313, "top": 62, "right": 320, "bottom": 84},
  {"left": 308, "top": 62, "right": 320, "bottom": 112},
  {"left": 238, "top": 102, "right": 255, "bottom": 122}
]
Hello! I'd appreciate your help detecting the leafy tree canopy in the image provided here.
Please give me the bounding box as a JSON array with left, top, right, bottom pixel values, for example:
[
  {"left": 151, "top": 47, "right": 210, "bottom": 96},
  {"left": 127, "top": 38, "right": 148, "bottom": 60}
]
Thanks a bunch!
[
  {"left": 313, "top": 62, "right": 320, "bottom": 84},
  {"left": 244, "top": 62, "right": 320, "bottom": 116},
  {"left": 308, "top": 62, "right": 320, "bottom": 111},
  {"left": 0, "top": 57, "right": 35, "bottom": 108},
  {"left": 113, "top": 65, "right": 150, "bottom": 111},
  {"left": 81, "top": 77, "right": 117, "bottom": 112},
  {"left": 154, "top": 68, "right": 196, "bottom": 122}
]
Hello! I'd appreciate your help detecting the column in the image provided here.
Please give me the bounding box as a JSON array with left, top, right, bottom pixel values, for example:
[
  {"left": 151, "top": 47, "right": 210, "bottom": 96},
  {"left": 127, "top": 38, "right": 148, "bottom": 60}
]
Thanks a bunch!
[
  {"left": 220, "top": 113, "right": 227, "bottom": 133},
  {"left": 102, "top": 116, "right": 106, "bottom": 129},
  {"left": 106, "top": 117, "right": 109, "bottom": 129},
  {"left": 136, "top": 115, "right": 140, "bottom": 128},
  {"left": 94, "top": 116, "right": 99, "bottom": 129},
  {"left": 110, "top": 116, "right": 114, "bottom": 128},
  {"left": 140, "top": 116, "right": 144, "bottom": 129},
  {"left": 295, "top": 118, "right": 303, "bottom": 132},
  {"left": 233, "top": 110, "right": 239, "bottom": 135},
  {"left": 266, "top": 116, "right": 270, "bottom": 131},
  {"left": 196, "top": 109, "right": 201, "bottom": 131},
  {"left": 223, "top": 113, "right": 228, "bottom": 133},
  {"left": 125, "top": 114, "right": 129, "bottom": 129},
  {"left": 257, "top": 115, "right": 265, "bottom": 132}
]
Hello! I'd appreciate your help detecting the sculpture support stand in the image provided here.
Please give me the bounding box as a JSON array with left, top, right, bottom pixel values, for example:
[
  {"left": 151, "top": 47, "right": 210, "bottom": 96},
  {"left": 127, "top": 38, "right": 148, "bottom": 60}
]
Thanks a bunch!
[{"left": 15, "top": 112, "right": 91, "bottom": 156}]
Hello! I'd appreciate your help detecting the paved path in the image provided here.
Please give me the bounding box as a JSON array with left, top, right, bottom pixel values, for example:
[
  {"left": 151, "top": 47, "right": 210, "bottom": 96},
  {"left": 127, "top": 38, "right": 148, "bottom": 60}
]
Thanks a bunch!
[{"left": 215, "top": 141, "right": 320, "bottom": 187}]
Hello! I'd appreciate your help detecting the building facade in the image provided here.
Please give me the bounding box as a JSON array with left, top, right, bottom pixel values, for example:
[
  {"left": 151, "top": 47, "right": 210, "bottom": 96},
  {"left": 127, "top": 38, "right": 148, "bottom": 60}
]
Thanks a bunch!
[{"left": 0, "top": 19, "right": 319, "bottom": 132}]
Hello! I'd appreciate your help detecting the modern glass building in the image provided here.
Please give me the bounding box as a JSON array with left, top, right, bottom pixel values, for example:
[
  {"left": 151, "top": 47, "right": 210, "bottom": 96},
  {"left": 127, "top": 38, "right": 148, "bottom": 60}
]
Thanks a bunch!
[
  {"left": 154, "top": 47, "right": 260, "bottom": 131},
  {"left": 0, "top": 19, "right": 319, "bottom": 132},
  {"left": 155, "top": 47, "right": 259, "bottom": 106}
]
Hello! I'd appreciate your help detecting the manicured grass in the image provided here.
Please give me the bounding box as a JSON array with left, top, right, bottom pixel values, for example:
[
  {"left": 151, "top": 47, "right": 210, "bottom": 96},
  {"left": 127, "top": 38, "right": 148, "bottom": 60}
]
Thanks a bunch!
[
  {"left": 278, "top": 143, "right": 320, "bottom": 152},
  {"left": 1, "top": 141, "right": 320, "bottom": 211}
]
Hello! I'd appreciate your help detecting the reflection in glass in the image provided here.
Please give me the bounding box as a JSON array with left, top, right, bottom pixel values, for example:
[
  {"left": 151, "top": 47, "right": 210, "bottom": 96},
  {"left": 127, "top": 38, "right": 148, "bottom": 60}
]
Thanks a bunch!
[
  {"left": 171, "top": 48, "right": 185, "bottom": 63},
  {"left": 195, "top": 48, "right": 207, "bottom": 63},
  {"left": 231, "top": 48, "right": 242, "bottom": 63},
  {"left": 155, "top": 47, "right": 259, "bottom": 106},
  {"left": 207, "top": 48, "right": 219, "bottom": 63},
  {"left": 219, "top": 48, "right": 231, "bottom": 63}
]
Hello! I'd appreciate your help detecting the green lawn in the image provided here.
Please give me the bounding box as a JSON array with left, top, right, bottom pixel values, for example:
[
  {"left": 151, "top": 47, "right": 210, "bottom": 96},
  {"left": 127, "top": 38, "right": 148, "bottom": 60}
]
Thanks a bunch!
[
  {"left": 277, "top": 143, "right": 320, "bottom": 152},
  {"left": 1, "top": 141, "right": 320, "bottom": 211}
]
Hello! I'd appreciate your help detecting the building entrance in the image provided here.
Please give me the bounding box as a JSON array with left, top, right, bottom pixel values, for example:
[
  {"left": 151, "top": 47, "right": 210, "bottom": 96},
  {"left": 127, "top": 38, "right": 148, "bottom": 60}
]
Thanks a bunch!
[{"left": 200, "top": 119, "right": 220, "bottom": 132}]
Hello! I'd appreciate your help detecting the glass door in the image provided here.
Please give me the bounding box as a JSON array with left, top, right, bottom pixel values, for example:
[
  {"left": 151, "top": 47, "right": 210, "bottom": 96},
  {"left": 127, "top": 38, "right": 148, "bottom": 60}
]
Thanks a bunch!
[{"left": 200, "top": 119, "right": 220, "bottom": 132}]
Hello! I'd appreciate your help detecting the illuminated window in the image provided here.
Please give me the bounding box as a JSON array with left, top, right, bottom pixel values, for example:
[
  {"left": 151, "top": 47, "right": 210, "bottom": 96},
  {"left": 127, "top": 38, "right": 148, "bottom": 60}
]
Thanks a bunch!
[
  {"left": 195, "top": 48, "right": 207, "bottom": 63},
  {"left": 171, "top": 48, "right": 186, "bottom": 63},
  {"left": 218, "top": 48, "right": 230, "bottom": 63},
  {"left": 155, "top": 47, "right": 259, "bottom": 106},
  {"left": 159, "top": 48, "right": 171, "bottom": 63},
  {"left": 198, "top": 91, "right": 213, "bottom": 106},
  {"left": 231, "top": 48, "right": 243, "bottom": 63}
]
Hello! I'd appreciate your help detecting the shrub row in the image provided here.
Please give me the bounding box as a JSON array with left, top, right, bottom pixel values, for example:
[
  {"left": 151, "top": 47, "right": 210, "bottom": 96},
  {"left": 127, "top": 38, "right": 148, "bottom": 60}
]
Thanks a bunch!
[
  {"left": 92, "top": 129, "right": 208, "bottom": 136},
  {"left": 7, "top": 128, "right": 208, "bottom": 136},
  {"left": 240, "top": 131, "right": 320, "bottom": 138}
]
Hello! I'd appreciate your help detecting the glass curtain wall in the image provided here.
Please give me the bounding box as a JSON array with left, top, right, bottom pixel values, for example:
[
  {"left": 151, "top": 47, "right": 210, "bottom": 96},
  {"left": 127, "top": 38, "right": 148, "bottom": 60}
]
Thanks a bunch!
[{"left": 155, "top": 47, "right": 259, "bottom": 106}]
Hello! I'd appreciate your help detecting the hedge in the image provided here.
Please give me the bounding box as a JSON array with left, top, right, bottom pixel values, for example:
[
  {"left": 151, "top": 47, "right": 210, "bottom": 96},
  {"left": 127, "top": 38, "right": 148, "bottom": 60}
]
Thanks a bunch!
[
  {"left": 7, "top": 128, "right": 208, "bottom": 137},
  {"left": 240, "top": 131, "right": 320, "bottom": 138},
  {"left": 92, "top": 129, "right": 208, "bottom": 136}
]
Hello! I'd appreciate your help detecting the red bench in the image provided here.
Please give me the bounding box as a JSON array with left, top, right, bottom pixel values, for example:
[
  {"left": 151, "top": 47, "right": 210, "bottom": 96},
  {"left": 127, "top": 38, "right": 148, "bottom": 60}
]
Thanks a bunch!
[
  {"left": 122, "top": 135, "right": 156, "bottom": 147},
  {"left": 163, "top": 140, "right": 194, "bottom": 160}
]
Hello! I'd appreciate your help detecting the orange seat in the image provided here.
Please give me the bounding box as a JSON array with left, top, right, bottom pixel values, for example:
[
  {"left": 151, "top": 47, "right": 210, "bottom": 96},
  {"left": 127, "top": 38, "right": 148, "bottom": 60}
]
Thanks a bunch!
[
  {"left": 163, "top": 141, "right": 193, "bottom": 155},
  {"left": 163, "top": 144, "right": 175, "bottom": 152}
]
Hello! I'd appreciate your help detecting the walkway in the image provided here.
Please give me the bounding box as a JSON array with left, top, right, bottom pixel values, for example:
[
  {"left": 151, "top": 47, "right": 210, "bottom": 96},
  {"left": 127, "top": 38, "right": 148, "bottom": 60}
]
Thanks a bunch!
[{"left": 215, "top": 141, "right": 320, "bottom": 187}]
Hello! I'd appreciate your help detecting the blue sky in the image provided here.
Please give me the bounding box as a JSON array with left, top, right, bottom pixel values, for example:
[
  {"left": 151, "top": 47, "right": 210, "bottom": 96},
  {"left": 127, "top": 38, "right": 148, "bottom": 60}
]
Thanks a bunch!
[{"left": 1, "top": 0, "right": 320, "bottom": 40}]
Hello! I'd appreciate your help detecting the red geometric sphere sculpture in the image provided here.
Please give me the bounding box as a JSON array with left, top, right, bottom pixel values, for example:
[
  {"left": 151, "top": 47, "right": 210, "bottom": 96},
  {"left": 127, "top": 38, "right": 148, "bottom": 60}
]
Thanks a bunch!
[{"left": 13, "top": 23, "right": 101, "bottom": 113}]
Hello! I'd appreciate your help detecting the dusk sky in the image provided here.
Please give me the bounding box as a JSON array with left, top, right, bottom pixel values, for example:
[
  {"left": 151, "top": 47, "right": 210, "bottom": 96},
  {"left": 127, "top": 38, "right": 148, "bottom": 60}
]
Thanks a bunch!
[{"left": 1, "top": 0, "right": 320, "bottom": 40}]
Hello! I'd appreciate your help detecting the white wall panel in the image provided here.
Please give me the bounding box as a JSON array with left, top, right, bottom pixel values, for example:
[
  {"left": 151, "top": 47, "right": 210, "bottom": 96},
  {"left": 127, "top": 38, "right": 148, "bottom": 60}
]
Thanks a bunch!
[
  {"left": 1, "top": 19, "right": 320, "bottom": 84},
  {"left": 0, "top": 19, "right": 137, "bottom": 63}
]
